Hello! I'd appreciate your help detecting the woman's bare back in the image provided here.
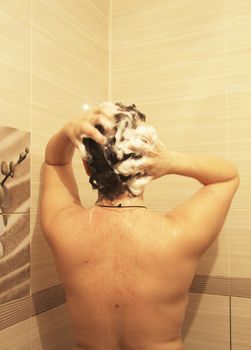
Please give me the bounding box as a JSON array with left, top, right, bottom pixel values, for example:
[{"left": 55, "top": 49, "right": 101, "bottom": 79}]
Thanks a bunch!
[{"left": 45, "top": 205, "right": 199, "bottom": 350}]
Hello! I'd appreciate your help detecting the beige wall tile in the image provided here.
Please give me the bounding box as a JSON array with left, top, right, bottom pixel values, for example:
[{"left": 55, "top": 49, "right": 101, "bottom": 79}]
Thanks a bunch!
[
  {"left": 228, "top": 0, "right": 251, "bottom": 211},
  {"left": 112, "top": 0, "right": 225, "bottom": 46},
  {"left": 231, "top": 297, "right": 251, "bottom": 350},
  {"left": 144, "top": 175, "right": 201, "bottom": 210},
  {"left": 230, "top": 209, "right": 251, "bottom": 278},
  {"left": 0, "top": 318, "right": 30, "bottom": 350},
  {"left": 94, "top": 0, "right": 110, "bottom": 16},
  {"left": 229, "top": 121, "right": 251, "bottom": 211},
  {"left": 31, "top": 0, "right": 109, "bottom": 213},
  {"left": 32, "top": 0, "right": 108, "bottom": 134},
  {"left": 228, "top": 0, "right": 251, "bottom": 286},
  {"left": 229, "top": 141, "right": 251, "bottom": 187},
  {"left": 182, "top": 293, "right": 230, "bottom": 350},
  {"left": 31, "top": 303, "right": 75, "bottom": 350},
  {"left": 0, "top": 0, "right": 30, "bottom": 130}
]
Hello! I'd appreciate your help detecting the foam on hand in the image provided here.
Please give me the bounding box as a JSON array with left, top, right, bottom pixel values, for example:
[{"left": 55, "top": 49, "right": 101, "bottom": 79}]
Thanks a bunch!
[
  {"left": 111, "top": 123, "right": 158, "bottom": 195},
  {"left": 78, "top": 101, "right": 159, "bottom": 197}
]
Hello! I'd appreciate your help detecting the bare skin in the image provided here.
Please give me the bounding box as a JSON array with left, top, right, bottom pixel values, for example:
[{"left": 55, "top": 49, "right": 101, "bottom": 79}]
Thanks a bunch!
[
  {"left": 45, "top": 204, "right": 197, "bottom": 350},
  {"left": 40, "top": 105, "right": 240, "bottom": 349}
]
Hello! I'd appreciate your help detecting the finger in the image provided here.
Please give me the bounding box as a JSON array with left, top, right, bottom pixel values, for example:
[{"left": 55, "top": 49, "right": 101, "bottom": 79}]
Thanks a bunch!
[
  {"left": 80, "top": 123, "right": 106, "bottom": 144},
  {"left": 92, "top": 114, "right": 114, "bottom": 132},
  {"left": 114, "top": 156, "right": 148, "bottom": 176},
  {"left": 127, "top": 141, "right": 152, "bottom": 156}
]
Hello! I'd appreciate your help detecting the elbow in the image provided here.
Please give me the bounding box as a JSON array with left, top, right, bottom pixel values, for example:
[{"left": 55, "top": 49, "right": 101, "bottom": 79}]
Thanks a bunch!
[
  {"left": 232, "top": 172, "right": 240, "bottom": 191},
  {"left": 235, "top": 173, "right": 240, "bottom": 187}
]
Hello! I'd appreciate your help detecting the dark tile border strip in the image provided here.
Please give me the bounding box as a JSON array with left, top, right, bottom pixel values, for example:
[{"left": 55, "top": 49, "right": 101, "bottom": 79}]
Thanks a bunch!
[
  {"left": 1, "top": 274, "right": 251, "bottom": 331},
  {"left": 0, "top": 284, "right": 65, "bottom": 331},
  {"left": 30, "top": 283, "right": 66, "bottom": 317},
  {"left": 190, "top": 274, "right": 230, "bottom": 296},
  {"left": 230, "top": 277, "right": 251, "bottom": 298},
  {"left": 0, "top": 295, "right": 30, "bottom": 331}
]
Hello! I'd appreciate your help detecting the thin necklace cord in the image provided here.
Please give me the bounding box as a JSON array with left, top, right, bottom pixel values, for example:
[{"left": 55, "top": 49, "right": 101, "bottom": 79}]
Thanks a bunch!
[{"left": 95, "top": 203, "right": 147, "bottom": 209}]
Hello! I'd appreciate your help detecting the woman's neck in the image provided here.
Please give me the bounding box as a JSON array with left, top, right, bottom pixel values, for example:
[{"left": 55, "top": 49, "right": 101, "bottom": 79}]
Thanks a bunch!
[{"left": 95, "top": 193, "right": 144, "bottom": 207}]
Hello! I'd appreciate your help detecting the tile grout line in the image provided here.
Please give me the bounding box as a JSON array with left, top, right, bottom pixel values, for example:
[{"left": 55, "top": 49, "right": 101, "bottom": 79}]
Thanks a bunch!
[
  {"left": 224, "top": 0, "right": 232, "bottom": 349},
  {"left": 225, "top": 1, "right": 233, "bottom": 348},
  {"left": 29, "top": 0, "right": 33, "bottom": 348},
  {"left": 29, "top": 0, "right": 33, "bottom": 298}
]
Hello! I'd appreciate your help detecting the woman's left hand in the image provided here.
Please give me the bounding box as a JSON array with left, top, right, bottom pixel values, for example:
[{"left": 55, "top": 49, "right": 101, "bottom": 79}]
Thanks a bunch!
[{"left": 62, "top": 106, "right": 115, "bottom": 150}]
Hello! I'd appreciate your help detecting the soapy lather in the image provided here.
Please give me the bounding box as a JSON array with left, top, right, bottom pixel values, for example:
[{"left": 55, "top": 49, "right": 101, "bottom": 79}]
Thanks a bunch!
[{"left": 78, "top": 102, "right": 159, "bottom": 196}]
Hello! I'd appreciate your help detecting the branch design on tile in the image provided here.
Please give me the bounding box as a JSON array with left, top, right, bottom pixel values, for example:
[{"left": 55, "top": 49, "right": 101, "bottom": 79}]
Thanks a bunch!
[{"left": 0, "top": 147, "right": 29, "bottom": 227}]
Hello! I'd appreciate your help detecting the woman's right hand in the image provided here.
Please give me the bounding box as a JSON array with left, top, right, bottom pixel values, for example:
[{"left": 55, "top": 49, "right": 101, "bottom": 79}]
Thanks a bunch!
[{"left": 118, "top": 137, "right": 174, "bottom": 180}]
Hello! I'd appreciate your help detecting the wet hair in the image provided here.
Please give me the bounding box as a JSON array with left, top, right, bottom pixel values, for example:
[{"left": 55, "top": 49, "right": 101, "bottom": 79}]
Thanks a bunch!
[{"left": 82, "top": 102, "right": 156, "bottom": 200}]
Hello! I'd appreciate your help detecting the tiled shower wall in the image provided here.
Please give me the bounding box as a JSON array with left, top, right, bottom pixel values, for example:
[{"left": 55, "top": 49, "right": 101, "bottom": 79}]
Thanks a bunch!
[
  {"left": 0, "top": 0, "right": 250, "bottom": 349},
  {"left": 110, "top": 0, "right": 251, "bottom": 349},
  {"left": 0, "top": 0, "right": 109, "bottom": 348}
]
